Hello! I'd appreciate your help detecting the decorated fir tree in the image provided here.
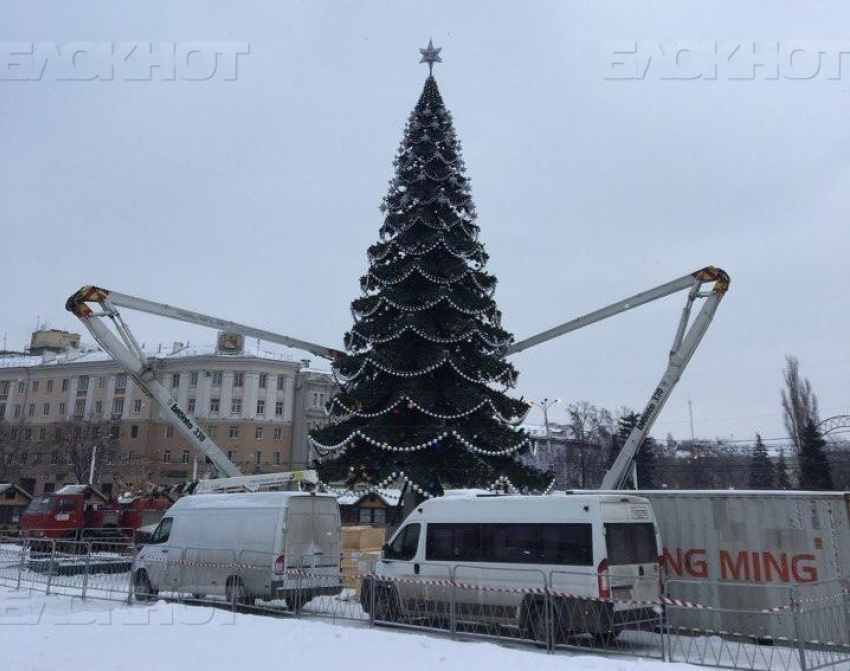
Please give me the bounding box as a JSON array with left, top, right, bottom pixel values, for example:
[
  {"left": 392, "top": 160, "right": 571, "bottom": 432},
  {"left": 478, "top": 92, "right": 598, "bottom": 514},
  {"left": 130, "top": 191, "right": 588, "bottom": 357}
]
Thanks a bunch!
[{"left": 310, "top": 46, "right": 549, "bottom": 497}]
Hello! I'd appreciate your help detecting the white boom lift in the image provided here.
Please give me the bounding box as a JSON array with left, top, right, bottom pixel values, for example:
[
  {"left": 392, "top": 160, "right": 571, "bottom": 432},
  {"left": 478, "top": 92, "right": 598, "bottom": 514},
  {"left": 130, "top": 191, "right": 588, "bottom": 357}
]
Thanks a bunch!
[{"left": 66, "top": 265, "right": 728, "bottom": 492}]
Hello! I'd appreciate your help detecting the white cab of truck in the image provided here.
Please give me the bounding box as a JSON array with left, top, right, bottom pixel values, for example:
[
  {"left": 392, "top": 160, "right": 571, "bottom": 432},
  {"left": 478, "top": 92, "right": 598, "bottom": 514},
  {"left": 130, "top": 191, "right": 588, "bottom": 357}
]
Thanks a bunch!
[{"left": 133, "top": 492, "right": 342, "bottom": 608}]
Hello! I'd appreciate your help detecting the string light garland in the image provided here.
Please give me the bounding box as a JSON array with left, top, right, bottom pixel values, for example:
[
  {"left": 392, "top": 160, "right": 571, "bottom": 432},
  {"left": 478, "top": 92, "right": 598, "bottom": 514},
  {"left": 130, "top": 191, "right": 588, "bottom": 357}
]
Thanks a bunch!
[
  {"left": 309, "top": 428, "right": 532, "bottom": 457},
  {"left": 352, "top": 322, "right": 511, "bottom": 349},
  {"left": 488, "top": 475, "right": 519, "bottom": 494},
  {"left": 330, "top": 394, "right": 529, "bottom": 425},
  {"left": 543, "top": 479, "right": 557, "bottom": 496},
  {"left": 333, "top": 353, "right": 517, "bottom": 387},
  {"left": 352, "top": 293, "right": 492, "bottom": 320}
]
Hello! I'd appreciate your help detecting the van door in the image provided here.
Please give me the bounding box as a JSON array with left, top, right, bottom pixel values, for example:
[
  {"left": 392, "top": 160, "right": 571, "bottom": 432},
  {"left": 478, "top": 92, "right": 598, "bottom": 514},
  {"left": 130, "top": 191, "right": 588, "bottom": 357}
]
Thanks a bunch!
[
  {"left": 141, "top": 516, "right": 180, "bottom": 591},
  {"left": 376, "top": 523, "right": 422, "bottom": 615},
  {"left": 602, "top": 521, "right": 659, "bottom": 605},
  {"left": 285, "top": 497, "right": 340, "bottom": 577}
]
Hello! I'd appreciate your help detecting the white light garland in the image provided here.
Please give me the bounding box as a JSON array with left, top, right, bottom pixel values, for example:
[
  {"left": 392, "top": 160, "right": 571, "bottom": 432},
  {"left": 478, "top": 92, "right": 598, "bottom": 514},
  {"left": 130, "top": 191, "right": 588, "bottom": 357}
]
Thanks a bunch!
[
  {"left": 330, "top": 395, "right": 525, "bottom": 423},
  {"left": 309, "top": 428, "right": 532, "bottom": 458},
  {"left": 543, "top": 479, "right": 557, "bottom": 496},
  {"left": 488, "top": 475, "right": 519, "bottom": 494},
  {"left": 333, "top": 354, "right": 515, "bottom": 388},
  {"left": 353, "top": 322, "right": 511, "bottom": 349}
]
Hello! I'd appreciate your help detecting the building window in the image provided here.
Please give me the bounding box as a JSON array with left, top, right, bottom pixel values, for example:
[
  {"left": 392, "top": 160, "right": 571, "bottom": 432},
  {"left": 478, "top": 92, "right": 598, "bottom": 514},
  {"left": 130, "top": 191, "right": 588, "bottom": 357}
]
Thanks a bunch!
[
  {"left": 255, "top": 426, "right": 264, "bottom": 440},
  {"left": 62, "top": 378, "right": 69, "bottom": 391},
  {"left": 130, "top": 425, "right": 139, "bottom": 439},
  {"left": 208, "top": 425, "right": 218, "bottom": 438},
  {"left": 109, "top": 426, "right": 119, "bottom": 439},
  {"left": 259, "top": 373, "right": 267, "bottom": 389},
  {"left": 189, "top": 371, "right": 198, "bottom": 388},
  {"left": 231, "top": 399, "right": 242, "bottom": 415},
  {"left": 273, "top": 451, "right": 281, "bottom": 465},
  {"left": 106, "top": 451, "right": 115, "bottom": 465},
  {"left": 59, "top": 402, "right": 66, "bottom": 416},
  {"left": 19, "top": 452, "right": 28, "bottom": 465},
  {"left": 31, "top": 380, "right": 39, "bottom": 393},
  {"left": 128, "top": 450, "right": 135, "bottom": 462},
  {"left": 133, "top": 399, "right": 142, "bottom": 413},
  {"left": 228, "top": 426, "right": 239, "bottom": 439},
  {"left": 18, "top": 381, "right": 25, "bottom": 393},
  {"left": 210, "top": 398, "right": 220, "bottom": 414},
  {"left": 275, "top": 401, "right": 284, "bottom": 417},
  {"left": 256, "top": 400, "right": 265, "bottom": 416},
  {"left": 162, "top": 450, "right": 171, "bottom": 464},
  {"left": 13, "top": 405, "right": 21, "bottom": 418},
  {"left": 212, "top": 371, "right": 223, "bottom": 387},
  {"left": 112, "top": 398, "right": 124, "bottom": 418},
  {"left": 227, "top": 450, "right": 234, "bottom": 461},
  {"left": 98, "top": 375, "right": 106, "bottom": 389},
  {"left": 171, "top": 373, "right": 180, "bottom": 388},
  {"left": 38, "top": 428, "right": 46, "bottom": 441},
  {"left": 0, "top": 381, "right": 9, "bottom": 395},
  {"left": 233, "top": 372, "right": 244, "bottom": 388},
  {"left": 28, "top": 404, "right": 35, "bottom": 417},
  {"left": 92, "top": 426, "right": 100, "bottom": 438},
  {"left": 33, "top": 452, "right": 42, "bottom": 464},
  {"left": 359, "top": 508, "right": 387, "bottom": 525},
  {"left": 78, "top": 376, "right": 89, "bottom": 392},
  {"left": 50, "top": 451, "right": 59, "bottom": 465},
  {"left": 187, "top": 398, "right": 196, "bottom": 413},
  {"left": 42, "top": 403, "right": 50, "bottom": 416},
  {"left": 274, "top": 427, "right": 283, "bottom": 441},
  {"left": 115, "top": 373, "right": 127, "bottom": 390},
  {"left": 312, "top": 392, "right": 326, "bottom": 408},
  {"left": 95, "top": 400, "right": 103, "bottom": 415},
  {"left": 166, "top": 425, "right": 174, "bottom": 438},
  {"left": 277, "top": 376, "right": 285, "bottom": 391},
  {"left": 0, "top": 405, "right": 4, "bottom": 420},
  {"left": 181, "top": 450, "right": 190, "bottom": 464},
  {"left": 46, "top": 379, "right": 53, "bottom": 393},
  {"left": 254, "top": 451, "right": 262, "bottom": 466}
]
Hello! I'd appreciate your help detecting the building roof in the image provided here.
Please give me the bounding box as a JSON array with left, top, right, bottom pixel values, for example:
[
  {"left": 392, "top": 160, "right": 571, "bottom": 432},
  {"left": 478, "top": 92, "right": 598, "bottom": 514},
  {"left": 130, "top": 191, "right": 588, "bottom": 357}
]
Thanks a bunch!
[
  {"left": 0, "top": 483, "right": 33, "bottom": 500},
  {"left": 337, "top": 489, "right": 401, "bottom": 507},
  {"left": 0, "top": 342, "right": 334, "bottom": 372}
]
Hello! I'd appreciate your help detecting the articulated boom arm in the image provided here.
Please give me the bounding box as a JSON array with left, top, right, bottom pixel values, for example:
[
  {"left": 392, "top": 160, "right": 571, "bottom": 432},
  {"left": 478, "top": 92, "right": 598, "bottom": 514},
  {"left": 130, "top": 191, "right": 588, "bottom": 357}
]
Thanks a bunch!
[
  {"left": 67, "top": 265, "right": 728, "bottom": 492},
  {"left": 509, "top": 266, "right": 729, "bottom": 490},
  {"left": 65, "top": 286, "right": 325, "bottom": 488}
]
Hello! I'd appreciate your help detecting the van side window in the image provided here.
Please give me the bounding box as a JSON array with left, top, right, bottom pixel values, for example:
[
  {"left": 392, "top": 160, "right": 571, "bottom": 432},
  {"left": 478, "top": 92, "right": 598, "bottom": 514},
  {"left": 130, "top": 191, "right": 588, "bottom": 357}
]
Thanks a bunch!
[
  {"left": 150, "top": 517, "right": 173, "bottom": 545},
  {"left": 426, "top": 523, "right": 593, "bottom": 566},
  {"left": 385, "top": 523, "right": 420, "bottom": 561}
]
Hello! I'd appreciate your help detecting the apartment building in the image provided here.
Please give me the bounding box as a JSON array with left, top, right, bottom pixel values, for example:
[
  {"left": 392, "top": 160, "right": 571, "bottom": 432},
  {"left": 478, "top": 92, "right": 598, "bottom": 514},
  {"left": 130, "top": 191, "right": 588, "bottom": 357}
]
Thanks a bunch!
[{"left": 0, "top": 331, "right": 336, "bottom": 496}]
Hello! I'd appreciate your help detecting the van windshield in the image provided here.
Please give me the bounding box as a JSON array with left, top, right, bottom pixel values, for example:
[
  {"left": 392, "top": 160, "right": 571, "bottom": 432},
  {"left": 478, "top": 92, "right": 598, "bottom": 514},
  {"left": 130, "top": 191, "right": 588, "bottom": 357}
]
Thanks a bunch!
[{"left": 605, "top": 523, "right": 657, "bottom": 565}]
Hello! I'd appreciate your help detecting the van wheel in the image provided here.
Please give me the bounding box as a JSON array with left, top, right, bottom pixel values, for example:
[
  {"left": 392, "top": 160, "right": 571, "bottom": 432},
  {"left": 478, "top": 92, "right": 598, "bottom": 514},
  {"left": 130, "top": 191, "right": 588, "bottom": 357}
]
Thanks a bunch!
[
  {"left": 226, "top": 577, "right": 252, "bottom": 606},
  {"left": 520, "top": 597, "right": 548, "bottom": 646},
  {"left": 374, "top": 583, "right": 401, "bottom": 623},
  {"left": 133, "top": 570, "right": 156, "bottom": 603},
  {"left": 592, "top": 630, "right": 620, "bottom": 647}
]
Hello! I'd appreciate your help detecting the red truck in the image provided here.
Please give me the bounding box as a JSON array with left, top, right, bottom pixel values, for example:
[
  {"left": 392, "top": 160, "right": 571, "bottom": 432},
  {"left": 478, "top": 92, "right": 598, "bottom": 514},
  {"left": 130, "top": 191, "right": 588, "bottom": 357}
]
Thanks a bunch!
[{"left": 19, "top": 484, "right": 171, "bottom": 542}]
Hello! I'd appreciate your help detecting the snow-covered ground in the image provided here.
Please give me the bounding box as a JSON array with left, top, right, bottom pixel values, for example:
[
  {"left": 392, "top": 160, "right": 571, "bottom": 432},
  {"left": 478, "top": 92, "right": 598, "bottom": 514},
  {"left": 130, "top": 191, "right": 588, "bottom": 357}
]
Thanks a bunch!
[{"left": 0, "top": 587, "right": 684, "bottom": 671}]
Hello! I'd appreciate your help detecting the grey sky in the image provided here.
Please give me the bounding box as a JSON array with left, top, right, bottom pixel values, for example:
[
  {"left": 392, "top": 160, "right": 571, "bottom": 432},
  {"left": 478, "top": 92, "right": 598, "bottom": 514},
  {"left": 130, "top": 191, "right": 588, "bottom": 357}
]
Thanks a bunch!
[{"left": 1, "top": 1, "right": 848, "bottom": 445}]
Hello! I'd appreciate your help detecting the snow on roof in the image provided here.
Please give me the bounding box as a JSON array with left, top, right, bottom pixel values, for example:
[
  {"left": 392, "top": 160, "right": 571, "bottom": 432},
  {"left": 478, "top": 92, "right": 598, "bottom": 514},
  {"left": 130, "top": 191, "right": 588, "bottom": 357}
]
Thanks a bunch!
[
  {"left": 337, "top": 489, "right": 401, "bottom": 506},
  {"left": 56, "top": 484, "right": 90, "bottom": 495},
  {"left": 0, "top": 341, "right": 333, "bottom": 370},
  {"left": 171, "top": 491, "right": 336, "bottom": 511}
]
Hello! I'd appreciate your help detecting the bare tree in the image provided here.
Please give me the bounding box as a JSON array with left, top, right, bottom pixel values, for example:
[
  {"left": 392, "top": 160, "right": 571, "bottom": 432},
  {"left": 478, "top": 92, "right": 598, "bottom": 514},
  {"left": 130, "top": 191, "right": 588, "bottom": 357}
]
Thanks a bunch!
[
  {"left": 50, "top": 418, "right": 120, "bottom": 485},
  {"left": 566, "top": 402, "right": 614, "bottom": 488},
  {"left": 781, "top": 356, "right": 820, "bottom": 454}
]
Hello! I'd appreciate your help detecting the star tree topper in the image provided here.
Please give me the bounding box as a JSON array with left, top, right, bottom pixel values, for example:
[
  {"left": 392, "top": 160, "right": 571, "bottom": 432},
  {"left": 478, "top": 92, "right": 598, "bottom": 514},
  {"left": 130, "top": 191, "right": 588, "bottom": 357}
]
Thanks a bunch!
[{"left": 419, "top": 39, "right": 442, "bottom": 75}]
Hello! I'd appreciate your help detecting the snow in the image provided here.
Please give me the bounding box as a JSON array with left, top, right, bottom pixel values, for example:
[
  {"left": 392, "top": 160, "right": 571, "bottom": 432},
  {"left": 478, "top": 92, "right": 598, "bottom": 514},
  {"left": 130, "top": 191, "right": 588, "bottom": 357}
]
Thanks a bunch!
[{"left": 0, "top": 586, "right": 682, "bottom": 671}]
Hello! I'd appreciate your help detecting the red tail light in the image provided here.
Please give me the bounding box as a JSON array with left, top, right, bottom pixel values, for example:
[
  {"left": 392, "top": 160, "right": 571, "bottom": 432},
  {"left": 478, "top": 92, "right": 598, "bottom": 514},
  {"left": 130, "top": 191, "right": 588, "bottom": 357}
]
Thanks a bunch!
[
  {"left": 274, "top": 555, "right": 285, "bottom": 575},
  {"left": 597, "top": 558, "right": 611, "bottom": 599}
]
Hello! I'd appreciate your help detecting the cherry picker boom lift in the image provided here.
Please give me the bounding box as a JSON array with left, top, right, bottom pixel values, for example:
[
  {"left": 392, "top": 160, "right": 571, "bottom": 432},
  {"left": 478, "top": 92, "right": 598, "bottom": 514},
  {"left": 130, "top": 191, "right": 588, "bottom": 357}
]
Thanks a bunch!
[{"left": 65, "top": 266, "right": 728, "bottom": 492}]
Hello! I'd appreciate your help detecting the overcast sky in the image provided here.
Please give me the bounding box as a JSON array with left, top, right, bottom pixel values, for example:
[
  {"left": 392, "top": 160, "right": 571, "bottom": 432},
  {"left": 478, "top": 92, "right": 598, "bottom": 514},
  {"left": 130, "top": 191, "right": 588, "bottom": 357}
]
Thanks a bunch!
[{"left": 1, "top": 1, "right": 848, "bottom": 444}]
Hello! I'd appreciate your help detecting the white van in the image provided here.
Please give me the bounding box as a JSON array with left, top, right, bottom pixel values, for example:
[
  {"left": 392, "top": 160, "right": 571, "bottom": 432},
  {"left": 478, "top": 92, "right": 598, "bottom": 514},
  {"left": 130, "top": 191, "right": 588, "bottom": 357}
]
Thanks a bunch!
[
  {"left": 362, "top": 493, "right": 661, "bottom": 642},
  {"left": 133, "top": 492, "right": 342, "bottom": 607}
]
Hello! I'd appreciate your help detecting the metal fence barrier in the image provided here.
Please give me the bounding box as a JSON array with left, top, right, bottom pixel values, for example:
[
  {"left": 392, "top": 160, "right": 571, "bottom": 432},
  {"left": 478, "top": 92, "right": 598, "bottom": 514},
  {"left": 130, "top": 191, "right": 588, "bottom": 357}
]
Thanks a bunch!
[{"left": 2, "top": 535, "right": 848, "bottom": 671}]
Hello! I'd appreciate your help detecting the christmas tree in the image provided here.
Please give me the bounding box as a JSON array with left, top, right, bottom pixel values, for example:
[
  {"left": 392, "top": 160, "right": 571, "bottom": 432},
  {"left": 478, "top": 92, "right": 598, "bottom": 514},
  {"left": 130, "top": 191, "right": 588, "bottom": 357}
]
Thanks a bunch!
[{"left": 310, "top": 45, "right": 549, "bottom": 497}]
